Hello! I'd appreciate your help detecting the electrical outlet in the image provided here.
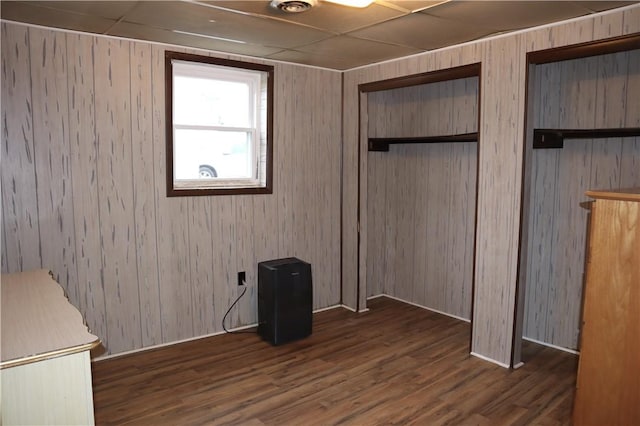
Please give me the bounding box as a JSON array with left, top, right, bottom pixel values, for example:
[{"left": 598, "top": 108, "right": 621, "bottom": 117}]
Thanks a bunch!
[{"left": 238, "top": 271, "right": 246, "bottom": 286}]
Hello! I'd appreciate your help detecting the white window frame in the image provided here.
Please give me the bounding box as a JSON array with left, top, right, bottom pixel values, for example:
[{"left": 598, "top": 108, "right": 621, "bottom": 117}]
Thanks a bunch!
[{"left": 165, "top": 51, "right": 273, "bottom": 196}]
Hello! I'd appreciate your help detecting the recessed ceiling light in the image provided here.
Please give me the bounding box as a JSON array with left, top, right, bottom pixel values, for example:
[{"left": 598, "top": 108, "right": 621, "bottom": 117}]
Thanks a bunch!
[
  {"left": 325, "top": 0, "right": 373, "bottom": 7},
  {"left": 270, "top": 0, "right": 317, "bottom": 13}
]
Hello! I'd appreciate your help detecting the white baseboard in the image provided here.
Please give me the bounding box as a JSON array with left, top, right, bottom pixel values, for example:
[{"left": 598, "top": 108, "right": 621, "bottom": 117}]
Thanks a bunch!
[
  {"left": 522, "top": 336, "right": 579, "bottom": 355},
  {"left": 367, "top": 293, "right": 471, "bottom": 323},
  {"left": 92, "top": 324, "right": 258, "bottom": 362},
  {"left": 93, "top": 303, "right": 350, "bottom": 362},
  {"left": 470, "top": 352, "right": 510, "bottom": 369},
  {"left": 313, "top": 304, "right": 344, "bottom": 313}
]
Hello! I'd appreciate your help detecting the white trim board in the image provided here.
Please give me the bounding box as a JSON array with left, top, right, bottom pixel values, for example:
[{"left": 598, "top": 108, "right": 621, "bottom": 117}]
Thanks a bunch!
[
  {"left": 92, "top": 303, "right": 347, "bottom": 362},
  {"left": 522, "top": 337, "right": 580, "bottom": 355},
  {"left": 367, "top": 293, "right": 471, "bottom": 323}
]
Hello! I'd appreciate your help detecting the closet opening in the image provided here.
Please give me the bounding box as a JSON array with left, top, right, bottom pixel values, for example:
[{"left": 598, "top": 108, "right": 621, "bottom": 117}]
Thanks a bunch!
[
  {"left": 357, "top": 63, "right": 481, "bottom": 352},
  {"left": 513, "top": 34, "right": 640, "bottom": 368}
]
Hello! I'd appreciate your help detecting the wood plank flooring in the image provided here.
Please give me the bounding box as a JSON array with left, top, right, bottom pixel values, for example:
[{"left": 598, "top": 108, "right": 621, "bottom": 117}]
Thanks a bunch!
[{"left": 92, "top": 297, "right": 578, "bottom": 425}]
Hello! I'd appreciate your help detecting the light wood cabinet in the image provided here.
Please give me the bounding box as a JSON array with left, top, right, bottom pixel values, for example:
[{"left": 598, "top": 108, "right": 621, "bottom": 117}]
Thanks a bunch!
[
  {"left": 573, "top": 188, "right": 640, "bottom": 425},
  {"left": 1, "top": 270, "right": 100, "bottom": 425}
]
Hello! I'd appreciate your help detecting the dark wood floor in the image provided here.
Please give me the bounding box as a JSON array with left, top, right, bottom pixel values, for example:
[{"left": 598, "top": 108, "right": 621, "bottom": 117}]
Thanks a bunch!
[{"left": 92, "top": 297, "right": 578, "bottom": 425}]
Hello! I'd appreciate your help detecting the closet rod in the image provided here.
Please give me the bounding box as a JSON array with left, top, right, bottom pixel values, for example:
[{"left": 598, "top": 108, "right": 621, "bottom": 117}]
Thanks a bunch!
[
  {"left": 368, "top": 132, "right": 477, "bottom": 152},
  {"left": 533, "top": 128, "right": 640, "bottom": 149}
]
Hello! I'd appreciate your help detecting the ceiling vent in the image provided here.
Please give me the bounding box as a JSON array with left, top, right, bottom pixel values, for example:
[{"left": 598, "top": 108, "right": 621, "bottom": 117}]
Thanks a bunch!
[{"left": 270, "top": 0, "right": 317, "bottom": 13}]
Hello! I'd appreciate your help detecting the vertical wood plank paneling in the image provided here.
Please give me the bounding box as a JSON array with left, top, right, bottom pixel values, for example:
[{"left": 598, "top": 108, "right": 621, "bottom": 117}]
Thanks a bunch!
[
  {"left": 344, "top": 5, "right": 637, "bottom": 366},
  {"left": 252, "top": 72, "right": 281, "bottom": 302},
  {"left": 525, "top": 150, "right": 558, "bottom": 343},
  {"left": 66, "top": 33, "right": 107, "bottom": 345},
  {"left": 473, "top": 34, "right": 525, "bottom": 364},
  {"left": 28, "top": 28, "right": 78, "bottom": 301},
  {"left": 524, "top": 15, "right": 594, "bottom": 52},
  {"left": 621, "top": 50, "right": 640, "bottom": 186},
  {"left": 454, "top": 77, "right": 478, "bottom": 318},
  {"left": 620, "top": 136, "right": 640, "bottom": 185},
  {"left": 365, "top": 78, "right": 477, "bottom": 319},
  {"left": 129, "top": 42, "right": 162, "bottom": 346},
  {"left": 434, "top": 82, "right": 453, "bottom": 311},
  {"left": 3, "top": 6, "right": 635, "bottom": 363},
  {"left": 624, "top": 49, "right": 640, "bottom": 128},
  {"left": 546, "top": 141, "right": 591, "bottom": 348},
  {"left": 382, "top": 147, "right": 400, "bottom": 298},
  {"left": 3, "top": 22, "right": 341, "bottom": 357},
  {"left": 406, "top": 146, "right": 422, "bottom": 304},
  {"left": 187, "top": 185, "right": 216, "bottom": 336},
  {"left": 547, "top": 55, "right": 592, "bottom": 349},
  {"left": 623, "top": 6, "right": 640, "bottom": 34},
  {"left": 275, "top": 63, "right": 294, "bottom": 262},
  {"left": 592, "top": 10, "right": 624, "bottom": 40},
  {"left": 209, "top": 196, "right": 237, "bottom": 332},
  {"left": 309, "top": 68, "right": 342, "bottom": 308},
  {"left": 366, "top": 152, "right": 385, "bottom": 297},
  {"left": 342, "top": 70, "right": 365, "bottom": 310},
  {"left": 524, "top": 61, "right": 562, "bottom": 343},
  {"left": 367, "top": 90, "right": 393, "bottom": 298},
  {"left": 410, "top": 147, "right": 428, "bottom": 306},
  {"left": 423, "top": 145, "right": 446, "bottom": 307},
  {"left": 327, "top": 72, "right": 343, "bottom": 303},
  {"left": 93, "top": 37, "right": 142, "bottom": 353},
  {"left": 524, "top": 50, "right": 640, "bottom": 350},
  {"left": 290, "top": 67, "right": 309, "bottom": 268},
  {"left": 299, "top": 70, "right": 316, "bottom": 292},
  {"left": 1, "top": 24, "right": 41, "bottom": 273},
  {"left": 358, "top": 91, "right": 369, "bottom": 310},
  {"left": 446, "top": 143, "right": 475, "bottom": 318},
  {"left": 234, "top": 195, "right": 255, "bottom": 326},
  {"left": 393, "top": 145, "right": 416, "bottom": 303},
  {"left": 271, "top": 64, "right": 341, "bottom": 310},
  {"left": 595, "top": 52, "right": 628, "bottom": 130},
  {"left": 462, "top": 141, "right": 476, "bottom": 317},
  {"left": 151, "top": 44, "right": 193, "bottom": 343}
]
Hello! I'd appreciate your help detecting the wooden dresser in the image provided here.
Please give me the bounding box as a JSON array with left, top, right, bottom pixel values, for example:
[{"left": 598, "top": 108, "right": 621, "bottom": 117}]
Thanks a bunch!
[
  {"left": 1, "top": 269, "right": 101, "bottom": 425},
  {"left": 573, "top": 188, "right": 640, "bottom": 425}
]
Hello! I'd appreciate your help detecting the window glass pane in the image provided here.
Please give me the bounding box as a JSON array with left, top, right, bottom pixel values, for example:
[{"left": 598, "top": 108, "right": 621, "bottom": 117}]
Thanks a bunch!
[
  {"left": 166, "top": 51, "right": 273, "bottom": 196},
  {"left": 174, "top": 129, "right": 252, "bottom": 180},
  {"left": 174, "top": 76, "right": 251, "bottom": 127}
]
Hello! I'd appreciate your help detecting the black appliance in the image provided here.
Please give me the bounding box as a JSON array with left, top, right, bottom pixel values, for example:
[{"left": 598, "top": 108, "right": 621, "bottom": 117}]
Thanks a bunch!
[{"left": 257, "top": 257, "right": 312, "bottom": 345}]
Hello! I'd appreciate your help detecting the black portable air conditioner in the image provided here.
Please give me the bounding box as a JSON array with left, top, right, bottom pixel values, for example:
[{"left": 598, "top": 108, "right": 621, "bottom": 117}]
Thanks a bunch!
[{"left": 257, "top": 257, "right": 312, "bottom": 345}]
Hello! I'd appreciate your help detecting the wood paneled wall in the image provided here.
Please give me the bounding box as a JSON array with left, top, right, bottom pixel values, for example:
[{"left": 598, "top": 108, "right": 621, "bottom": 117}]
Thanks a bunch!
[
  {"left": 366, "top": 78, "right": 478, "bottom": 320},
  {"left": 343, "top": 5, "right": 640, "bottom": 366},
  {"left": 1, "top": 22, "right": 342, "bottom": 356},
  {"left": 523, "top": 50, "right": 640, "bottom": 350}
]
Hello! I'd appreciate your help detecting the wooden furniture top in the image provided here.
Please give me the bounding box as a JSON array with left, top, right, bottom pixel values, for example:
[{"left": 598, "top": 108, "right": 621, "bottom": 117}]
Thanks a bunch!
[
  {"left": 1, "top": 269, "right": 100, "bottom": 369},
  {"left": 585, "top": 187, "right": 640, "bottom": 202}
]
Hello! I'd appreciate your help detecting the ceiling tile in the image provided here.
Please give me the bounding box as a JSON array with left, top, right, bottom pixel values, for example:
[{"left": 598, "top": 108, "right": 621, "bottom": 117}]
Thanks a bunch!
[
  {"left": 108, "top": 21, "right": 285, "bottom": 57},
  {"left": 348, "top": 12, "right": 495, "bottom": 50},
  {"left": 201, "top": 0, "right": 407, "bottom": 33},
  {"left": 0, "top": 1, "right": 118, "bottom": 34},
  {"left": 379, "top": 0, "right": 448, "bottom": 13},
  {"left": 572, "top": 1, "right": 638, "bottom": 12},
  {"left": 267, "top": 49, "right": 361, "bottom": 69},
  {"left": 16, "top": 1, "right": 138, "bottom": 20},
  {"left": 121, "top": 1, "right": 334, "bottom": 48},
  {"left": 294, "top": 35, "right": 423, "bottom": 65},
  {"left": 1, "top": 0, "right": 637, "bottom": 71},
  {"left": 423, "top": 1, "right": 605, "bottom": 31}
]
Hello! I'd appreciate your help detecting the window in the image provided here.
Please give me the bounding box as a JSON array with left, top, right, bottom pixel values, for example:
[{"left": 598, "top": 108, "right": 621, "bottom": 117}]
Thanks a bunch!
[{"left": 165, "top": 51, "right": 273, "bottom": 196}]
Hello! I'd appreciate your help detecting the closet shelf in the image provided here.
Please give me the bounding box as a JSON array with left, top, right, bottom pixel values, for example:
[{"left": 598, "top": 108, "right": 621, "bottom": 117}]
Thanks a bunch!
[
  {"left": 368, "top": 132, "right": 477, "bottom": 152},
  {"left": 533, "top": 128, "right": 640, "bottom": 149}
]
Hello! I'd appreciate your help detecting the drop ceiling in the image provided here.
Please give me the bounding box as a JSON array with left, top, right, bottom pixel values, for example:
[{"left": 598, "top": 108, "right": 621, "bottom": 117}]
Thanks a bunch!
[{"left": 1, "top": 0, "right": 637, "bottom": 70}]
